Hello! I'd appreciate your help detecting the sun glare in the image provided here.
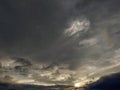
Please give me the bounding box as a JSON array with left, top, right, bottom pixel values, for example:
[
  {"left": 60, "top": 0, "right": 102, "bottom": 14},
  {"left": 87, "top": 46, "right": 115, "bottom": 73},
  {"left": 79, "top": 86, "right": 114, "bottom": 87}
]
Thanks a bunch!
[{"left": 74, "top": 83, "right": 81, "bottom": 87}]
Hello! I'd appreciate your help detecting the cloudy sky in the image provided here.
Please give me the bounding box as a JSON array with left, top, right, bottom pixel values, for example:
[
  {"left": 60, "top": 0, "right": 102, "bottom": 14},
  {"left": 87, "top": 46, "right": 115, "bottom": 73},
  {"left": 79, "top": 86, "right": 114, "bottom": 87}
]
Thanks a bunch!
[{"left": 0, "top": 0, "right": 120, "bottom": 86}]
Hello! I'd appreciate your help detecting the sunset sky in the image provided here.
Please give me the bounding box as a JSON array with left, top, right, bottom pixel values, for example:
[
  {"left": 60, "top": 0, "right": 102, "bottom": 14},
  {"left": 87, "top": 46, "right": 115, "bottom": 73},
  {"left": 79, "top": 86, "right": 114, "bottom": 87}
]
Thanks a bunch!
[{"left": 0, "top": 0, "right": 120, "bottom": 86}]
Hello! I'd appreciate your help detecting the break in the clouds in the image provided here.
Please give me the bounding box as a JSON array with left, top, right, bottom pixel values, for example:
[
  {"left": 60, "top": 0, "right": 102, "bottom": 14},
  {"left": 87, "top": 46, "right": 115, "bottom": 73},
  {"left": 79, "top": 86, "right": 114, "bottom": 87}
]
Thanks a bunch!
[{"left": 0, "top": 0, "right": 120, "bottom": 86}]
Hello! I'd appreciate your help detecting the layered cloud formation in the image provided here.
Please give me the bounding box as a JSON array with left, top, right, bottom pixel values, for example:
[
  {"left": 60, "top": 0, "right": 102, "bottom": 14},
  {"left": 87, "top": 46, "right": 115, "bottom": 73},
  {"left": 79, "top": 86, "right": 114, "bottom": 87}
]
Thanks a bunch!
[{"left": 0, "top": 0, "right": 120, "bottom": 86}]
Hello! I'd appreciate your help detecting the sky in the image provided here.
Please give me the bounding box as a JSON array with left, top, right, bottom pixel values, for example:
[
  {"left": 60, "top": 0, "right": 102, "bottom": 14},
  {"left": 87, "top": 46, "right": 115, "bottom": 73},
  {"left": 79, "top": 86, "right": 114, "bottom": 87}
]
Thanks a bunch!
[{"left": 0, "top": 0, "right": 120, "bottom": 86}]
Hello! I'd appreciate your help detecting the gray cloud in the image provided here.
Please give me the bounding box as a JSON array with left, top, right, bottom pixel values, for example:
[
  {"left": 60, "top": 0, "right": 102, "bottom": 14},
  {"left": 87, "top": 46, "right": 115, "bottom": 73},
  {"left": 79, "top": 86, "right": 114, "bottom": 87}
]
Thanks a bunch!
[{"left": 0, "top": 0, "right": 120, "bottom": 85}]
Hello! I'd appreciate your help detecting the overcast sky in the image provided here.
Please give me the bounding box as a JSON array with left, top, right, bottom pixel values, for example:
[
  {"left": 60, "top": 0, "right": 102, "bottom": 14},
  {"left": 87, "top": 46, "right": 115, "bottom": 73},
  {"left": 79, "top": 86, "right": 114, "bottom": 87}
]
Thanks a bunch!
[{"left": 0, "top": 0, "right": 120, "bottom": 86}]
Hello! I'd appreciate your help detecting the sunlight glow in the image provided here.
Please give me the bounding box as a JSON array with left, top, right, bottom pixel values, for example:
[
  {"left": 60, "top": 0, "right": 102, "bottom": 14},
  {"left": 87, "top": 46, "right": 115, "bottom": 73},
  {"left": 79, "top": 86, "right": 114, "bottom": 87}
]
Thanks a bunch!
[{"left": 74, "top": 83, "right": 81, "bottom": 87}]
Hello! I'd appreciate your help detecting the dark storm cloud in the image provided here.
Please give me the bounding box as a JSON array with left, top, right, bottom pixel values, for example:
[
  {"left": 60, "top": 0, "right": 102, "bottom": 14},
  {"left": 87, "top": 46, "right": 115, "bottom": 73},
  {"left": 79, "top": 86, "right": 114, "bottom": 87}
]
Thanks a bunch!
[
  {"left": 86, "top": 73, "right": 120, "bottom": 90},
  {"left": 0, "top": 0, "right": 70, "bottom": 57},
  {"left": 12, "top": 57, "right": 32, "bottom": 66},
  {"left": 0, "top": 0, "right": 120, "bottom": 85}
]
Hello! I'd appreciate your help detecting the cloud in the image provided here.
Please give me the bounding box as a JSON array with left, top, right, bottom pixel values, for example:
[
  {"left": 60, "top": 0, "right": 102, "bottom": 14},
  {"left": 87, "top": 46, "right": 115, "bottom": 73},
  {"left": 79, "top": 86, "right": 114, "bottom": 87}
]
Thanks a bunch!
[
  {"left": 0, "top": 57, "right": 75, "bottom": 85},
  {"left": 86, "top": 73, "right": 120, "bottom": 90},
  {"left": 64, "top": 18, "right": 90, "bottom": 37},
  {"left": 0, "top": 75, "right": 16, "bottom": 84},
  {"left": 0, "top": 0, "right": 120, "bottom": 86},
  {"left": 12, "top": 57, "right": 32, "bottom": 67}
]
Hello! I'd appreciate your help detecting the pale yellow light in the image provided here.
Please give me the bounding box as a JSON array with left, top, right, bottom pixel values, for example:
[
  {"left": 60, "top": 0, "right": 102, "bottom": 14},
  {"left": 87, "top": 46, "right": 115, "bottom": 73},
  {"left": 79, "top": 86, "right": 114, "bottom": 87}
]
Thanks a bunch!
[{"left": 74, "top": 83, "right": 81, "bottom": 87}]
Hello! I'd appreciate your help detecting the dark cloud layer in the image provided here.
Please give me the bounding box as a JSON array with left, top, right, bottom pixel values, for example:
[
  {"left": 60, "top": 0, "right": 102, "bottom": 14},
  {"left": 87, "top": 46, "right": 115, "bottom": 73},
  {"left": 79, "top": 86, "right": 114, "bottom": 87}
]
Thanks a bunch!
[
  {"left": 0, "top": 0, "right": 120, "bottom": 85},
  {"left": 86, "top": 73, "right": 120, "bottom": 90}
]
